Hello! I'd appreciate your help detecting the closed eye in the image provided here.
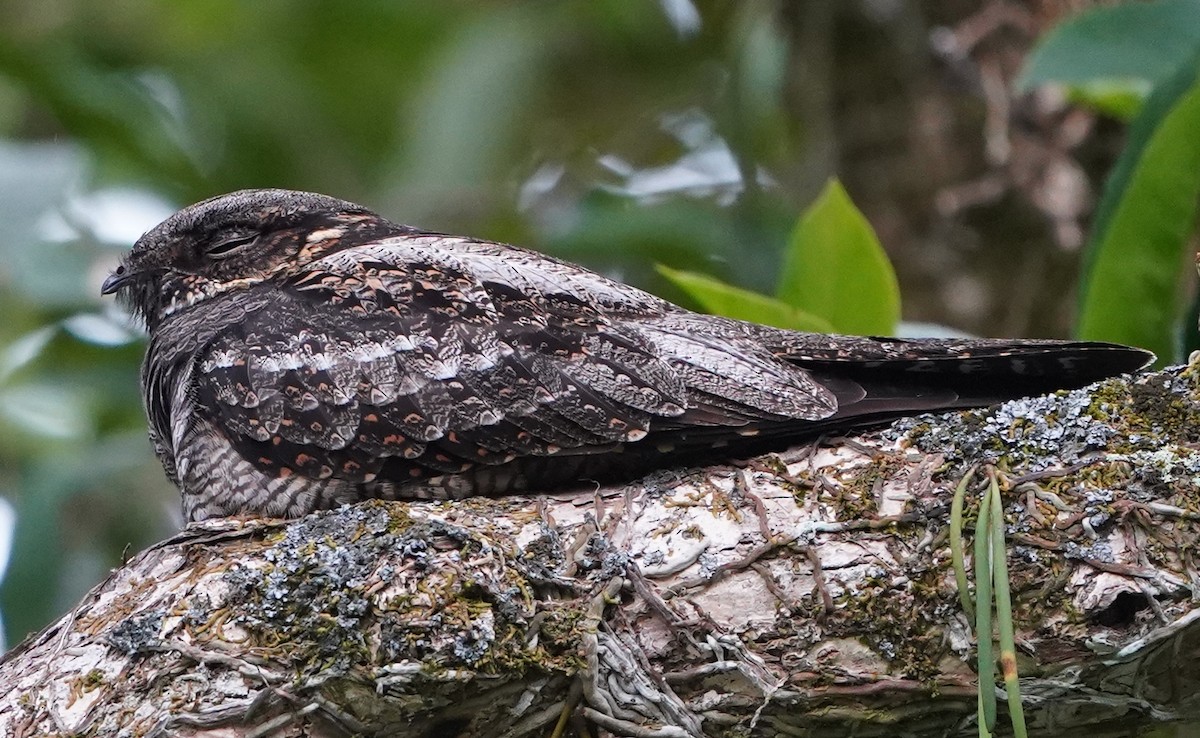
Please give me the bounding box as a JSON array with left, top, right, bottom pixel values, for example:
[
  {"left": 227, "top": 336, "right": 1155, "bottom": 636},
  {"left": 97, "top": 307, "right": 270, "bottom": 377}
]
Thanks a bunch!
[{"left": 206, "top": 233, "right": 258, "bottom": 259}]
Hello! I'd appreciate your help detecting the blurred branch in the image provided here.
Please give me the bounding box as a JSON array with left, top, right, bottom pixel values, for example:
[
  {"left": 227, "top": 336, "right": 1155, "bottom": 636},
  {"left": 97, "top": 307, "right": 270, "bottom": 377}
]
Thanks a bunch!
[{"left": 2, "top": 366, "right": 1199, "bottom": 737}]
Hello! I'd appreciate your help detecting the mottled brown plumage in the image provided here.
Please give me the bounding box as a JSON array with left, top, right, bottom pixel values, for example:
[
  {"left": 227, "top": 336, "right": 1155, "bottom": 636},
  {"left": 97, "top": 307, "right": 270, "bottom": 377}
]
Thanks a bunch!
[{"left": 103, "top": 189, "right": 1151, "bottom": 521}]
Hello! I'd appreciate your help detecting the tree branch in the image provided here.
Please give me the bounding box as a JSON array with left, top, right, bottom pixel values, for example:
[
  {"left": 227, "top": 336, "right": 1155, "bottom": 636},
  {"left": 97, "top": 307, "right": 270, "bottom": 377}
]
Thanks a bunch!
[{"left": 3, "top": 367, "right": 1200, "bottom": 737}]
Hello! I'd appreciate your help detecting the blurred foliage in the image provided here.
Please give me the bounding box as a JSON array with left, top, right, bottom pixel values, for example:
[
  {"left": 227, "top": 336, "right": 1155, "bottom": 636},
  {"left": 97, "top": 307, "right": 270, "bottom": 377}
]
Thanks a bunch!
[
  {"left": 662, "top": 178, "right": 898, "bottom": 334},
  {"left": 656, "top": 264, "right": 835, "bottom": 333},
  {"left": 1021, "top": 0, "right": 1200, "bottom": 365},
  {"left": 1019, "top": 0, "right": 1200, "bottom": 92},
  {"left": 0, "top": 0, "right": 816, "bottom": 646},
  {"left": 0, "top": 0, "right": 1195, "bottom": 666}
]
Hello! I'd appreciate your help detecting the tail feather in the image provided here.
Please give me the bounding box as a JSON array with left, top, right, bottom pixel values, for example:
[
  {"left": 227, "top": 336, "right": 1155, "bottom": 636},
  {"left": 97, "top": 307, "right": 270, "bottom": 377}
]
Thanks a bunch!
[
  {"left": 637, "top": 315, "right": 1152, "bottom": 430},
  {"left": 769, "top": 336, "right": 1153, "bottom": 407}
]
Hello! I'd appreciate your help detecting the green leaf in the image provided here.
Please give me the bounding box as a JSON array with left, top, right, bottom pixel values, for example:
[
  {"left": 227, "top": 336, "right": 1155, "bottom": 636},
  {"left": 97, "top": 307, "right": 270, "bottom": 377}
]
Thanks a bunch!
[
  {"left": 1019, "top": 0, "right": 1200, "bottom": 91},
  {"left": 1077, "top": 57, "right": 1200, "bottom": 364},
  {"left": 656, "top": 265, "right": 833, "bottom": 333},
  {"left": 776, "top": 179, "right": 899, "bottom": 336},
  {"left": 1065, "top": 80, "right": 1151, "bottom": 121}
]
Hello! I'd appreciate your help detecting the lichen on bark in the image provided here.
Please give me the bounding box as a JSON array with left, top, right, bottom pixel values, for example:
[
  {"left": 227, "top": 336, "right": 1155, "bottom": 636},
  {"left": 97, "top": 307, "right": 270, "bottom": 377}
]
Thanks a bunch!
[{"left": 3, "top": 367, "right": 1200, "bottom": 737}]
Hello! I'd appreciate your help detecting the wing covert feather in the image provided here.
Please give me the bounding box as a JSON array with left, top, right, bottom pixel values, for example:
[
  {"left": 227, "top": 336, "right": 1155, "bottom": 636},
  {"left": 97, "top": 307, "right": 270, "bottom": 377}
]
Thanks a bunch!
[{"left": 192, "top": 239, "right": 811, "bottom": 485}]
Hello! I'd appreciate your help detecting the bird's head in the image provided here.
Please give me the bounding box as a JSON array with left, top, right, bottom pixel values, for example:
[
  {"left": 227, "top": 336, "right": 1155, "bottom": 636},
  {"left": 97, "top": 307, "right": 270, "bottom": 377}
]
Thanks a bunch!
[{"left": 102, "top": 189, "right": 383, "bottom": 330}]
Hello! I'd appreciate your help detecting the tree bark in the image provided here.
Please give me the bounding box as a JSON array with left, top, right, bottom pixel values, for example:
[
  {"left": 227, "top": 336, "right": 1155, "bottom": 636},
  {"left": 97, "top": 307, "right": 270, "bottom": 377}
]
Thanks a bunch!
[{"left": 3, "top": 367, "right": 1199, "bottom": 738}]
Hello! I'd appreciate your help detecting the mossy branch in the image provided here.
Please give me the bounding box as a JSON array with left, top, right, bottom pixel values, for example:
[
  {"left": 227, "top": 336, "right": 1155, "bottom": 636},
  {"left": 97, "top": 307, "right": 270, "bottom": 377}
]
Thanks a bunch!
[{"left": 3, "top": 367, "right": 1200, "bottom": 737}]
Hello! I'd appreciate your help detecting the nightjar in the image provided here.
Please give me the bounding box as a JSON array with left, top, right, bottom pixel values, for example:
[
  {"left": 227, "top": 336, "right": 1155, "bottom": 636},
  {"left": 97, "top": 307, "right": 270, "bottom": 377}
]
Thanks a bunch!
[{"left": 102, "top": 189, "right": 1152, "bottom": 521}]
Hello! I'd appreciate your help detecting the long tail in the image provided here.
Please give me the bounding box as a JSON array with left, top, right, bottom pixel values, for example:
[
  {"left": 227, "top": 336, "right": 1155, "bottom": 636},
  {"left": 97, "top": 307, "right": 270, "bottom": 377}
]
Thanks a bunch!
[{"left": 766, "top": 334, "right": 1154, "bottom": 422}]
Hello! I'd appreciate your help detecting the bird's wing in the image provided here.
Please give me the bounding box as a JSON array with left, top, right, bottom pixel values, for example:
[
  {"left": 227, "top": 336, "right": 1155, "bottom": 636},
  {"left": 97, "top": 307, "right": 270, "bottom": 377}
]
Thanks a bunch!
[{"left": 191, "top": 234, "right": 835, "bottom": 485}]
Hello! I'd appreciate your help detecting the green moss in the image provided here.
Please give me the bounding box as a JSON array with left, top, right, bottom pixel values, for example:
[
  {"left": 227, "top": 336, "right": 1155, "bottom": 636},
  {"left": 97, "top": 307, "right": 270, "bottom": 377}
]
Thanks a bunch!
[
  {"left": 827, "top": 569, "right": 948, "bottom": 681},
  {"left": 207, "top": 500, "right": 590, "bottom": 686},
  {"left": 832, "top": 455, "right": 904, "bottom": 520},
  {"left": 1127, "top": 376, "right": 1200, "bottom": 441},
  {"left": 82, "top": 669, "right": 105, "bottom": 689},
  {"left": 759, "top": 455, "right": 809, "bottom": 503}
]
